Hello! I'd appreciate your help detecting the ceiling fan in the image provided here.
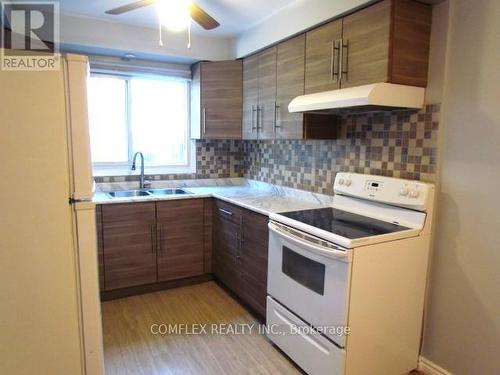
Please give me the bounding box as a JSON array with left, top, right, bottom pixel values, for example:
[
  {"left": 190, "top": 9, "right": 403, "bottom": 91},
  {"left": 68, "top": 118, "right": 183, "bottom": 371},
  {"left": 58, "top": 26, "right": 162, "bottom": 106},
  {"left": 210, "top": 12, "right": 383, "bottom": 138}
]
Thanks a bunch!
[{"left": 105, "top": 0, "right": 220, "bottom": 30}]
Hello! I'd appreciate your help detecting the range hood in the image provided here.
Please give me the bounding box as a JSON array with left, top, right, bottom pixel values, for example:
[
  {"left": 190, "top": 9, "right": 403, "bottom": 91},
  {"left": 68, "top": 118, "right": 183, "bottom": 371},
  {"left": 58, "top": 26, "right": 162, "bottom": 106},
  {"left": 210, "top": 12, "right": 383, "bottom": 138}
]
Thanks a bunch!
[{"left": 288, "top": 83, "right": 425, "bottom": 114}]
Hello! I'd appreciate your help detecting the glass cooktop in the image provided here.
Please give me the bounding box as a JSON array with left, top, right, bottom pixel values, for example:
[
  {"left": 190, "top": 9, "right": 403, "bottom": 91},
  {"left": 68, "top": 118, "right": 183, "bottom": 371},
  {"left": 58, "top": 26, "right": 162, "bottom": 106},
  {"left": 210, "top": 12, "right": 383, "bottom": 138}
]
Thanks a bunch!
[{"left": 279, "top": 207, "right": 410, "bottom": 239}]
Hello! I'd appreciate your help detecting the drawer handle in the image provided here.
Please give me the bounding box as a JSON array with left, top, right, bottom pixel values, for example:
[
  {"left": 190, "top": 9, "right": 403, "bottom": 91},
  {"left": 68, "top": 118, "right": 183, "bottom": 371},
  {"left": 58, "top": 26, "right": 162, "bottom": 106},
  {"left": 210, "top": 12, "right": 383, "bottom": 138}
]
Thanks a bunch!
[{"left": 218, "top": 208, "right": 233, "bottom": 216}]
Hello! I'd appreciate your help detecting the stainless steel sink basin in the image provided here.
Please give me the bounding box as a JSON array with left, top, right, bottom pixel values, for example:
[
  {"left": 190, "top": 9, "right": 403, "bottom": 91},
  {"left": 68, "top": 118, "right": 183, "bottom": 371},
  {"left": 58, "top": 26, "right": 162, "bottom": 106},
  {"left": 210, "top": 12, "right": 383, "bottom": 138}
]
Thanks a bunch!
[
  {"left": 147, "top": 188, "right": 191, "bottom": 196},
  {"left": 107, "top": 190, "right": 151, "bottom": 198}
]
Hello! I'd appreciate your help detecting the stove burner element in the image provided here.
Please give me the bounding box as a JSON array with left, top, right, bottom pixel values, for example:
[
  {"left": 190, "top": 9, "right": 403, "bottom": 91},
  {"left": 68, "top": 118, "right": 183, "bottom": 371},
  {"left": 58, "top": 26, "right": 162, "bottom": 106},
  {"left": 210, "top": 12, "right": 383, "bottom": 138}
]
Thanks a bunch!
[{"left": 279, "top": 207, "right": 409, "bottom": 239}]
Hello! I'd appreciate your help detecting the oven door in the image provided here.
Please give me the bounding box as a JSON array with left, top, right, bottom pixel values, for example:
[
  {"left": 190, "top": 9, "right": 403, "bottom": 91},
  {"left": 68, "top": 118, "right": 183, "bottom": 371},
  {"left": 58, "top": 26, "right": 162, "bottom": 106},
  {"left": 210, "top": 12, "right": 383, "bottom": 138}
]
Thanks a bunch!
[{"left": 267, "top": 221, "right": 351, "bottom": 347}]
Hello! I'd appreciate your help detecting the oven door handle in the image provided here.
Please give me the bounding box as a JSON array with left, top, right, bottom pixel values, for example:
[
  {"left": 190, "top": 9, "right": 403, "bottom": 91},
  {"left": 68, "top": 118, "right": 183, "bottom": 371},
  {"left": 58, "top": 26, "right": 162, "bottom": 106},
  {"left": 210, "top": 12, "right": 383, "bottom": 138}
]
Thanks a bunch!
[{"left": 268, "top": 222, "right": 351, "bottom": 262}]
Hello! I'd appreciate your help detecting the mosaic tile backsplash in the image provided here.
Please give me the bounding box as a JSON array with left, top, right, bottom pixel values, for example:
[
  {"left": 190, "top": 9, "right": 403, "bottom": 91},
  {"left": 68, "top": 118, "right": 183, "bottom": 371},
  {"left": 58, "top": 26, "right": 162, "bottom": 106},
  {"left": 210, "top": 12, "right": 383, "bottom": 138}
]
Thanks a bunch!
[
  {"left": 244, "top": 104, "right": 440, "bottom": 195},
  {"left": 95, "top": 104, "right": 440, "bottom": 196},
  {"left": 94, "top": 140, "right": 244, "bottom": 183}
]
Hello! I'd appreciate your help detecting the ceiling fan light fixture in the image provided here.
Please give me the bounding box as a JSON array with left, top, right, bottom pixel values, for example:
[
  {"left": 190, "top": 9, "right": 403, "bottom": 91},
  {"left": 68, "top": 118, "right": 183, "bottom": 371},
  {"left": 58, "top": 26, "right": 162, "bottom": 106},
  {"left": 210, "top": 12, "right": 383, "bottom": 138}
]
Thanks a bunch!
[{"left": 156, "top": 0, "right": 191, "bottom": 32}]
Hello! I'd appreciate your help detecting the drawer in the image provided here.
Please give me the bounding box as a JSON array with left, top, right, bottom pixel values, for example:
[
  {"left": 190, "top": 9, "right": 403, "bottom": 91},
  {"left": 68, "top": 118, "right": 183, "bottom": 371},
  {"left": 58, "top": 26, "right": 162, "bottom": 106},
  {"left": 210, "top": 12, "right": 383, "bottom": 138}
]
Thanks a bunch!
[
  {"left": 266, "top": 296, "right": 345, "bottom": 375},
  {"left": 214, "top": 199, "right": 242, "bottom": 225}
]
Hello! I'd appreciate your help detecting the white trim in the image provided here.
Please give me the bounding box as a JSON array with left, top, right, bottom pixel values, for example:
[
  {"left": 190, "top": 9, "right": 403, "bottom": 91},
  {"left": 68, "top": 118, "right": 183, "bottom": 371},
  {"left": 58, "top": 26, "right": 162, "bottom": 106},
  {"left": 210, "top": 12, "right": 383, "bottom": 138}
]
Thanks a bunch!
[
  {"left": 418, "top": 356, "right": 453, "bottom": 375},
  {"left": 88, "top": 54, "right": 192, "bottom": 79}
]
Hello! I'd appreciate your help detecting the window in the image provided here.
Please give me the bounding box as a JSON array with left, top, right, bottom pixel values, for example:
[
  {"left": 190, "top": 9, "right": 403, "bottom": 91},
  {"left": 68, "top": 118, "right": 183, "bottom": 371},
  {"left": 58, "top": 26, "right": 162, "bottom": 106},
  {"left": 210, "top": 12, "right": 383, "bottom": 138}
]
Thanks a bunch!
[{"left": 87, "top": 74, "right": 193, "bottom": 175}]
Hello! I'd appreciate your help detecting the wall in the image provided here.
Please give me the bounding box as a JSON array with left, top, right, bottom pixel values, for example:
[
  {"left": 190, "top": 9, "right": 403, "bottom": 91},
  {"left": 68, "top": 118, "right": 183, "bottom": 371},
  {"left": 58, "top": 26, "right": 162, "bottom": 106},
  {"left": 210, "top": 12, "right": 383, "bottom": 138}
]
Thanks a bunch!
[
  {"left": 231, "top": 0, "right": 372, "bottom": 58},
  {"left": 421, "top": 0, "right": 500, "bottom": 373}
]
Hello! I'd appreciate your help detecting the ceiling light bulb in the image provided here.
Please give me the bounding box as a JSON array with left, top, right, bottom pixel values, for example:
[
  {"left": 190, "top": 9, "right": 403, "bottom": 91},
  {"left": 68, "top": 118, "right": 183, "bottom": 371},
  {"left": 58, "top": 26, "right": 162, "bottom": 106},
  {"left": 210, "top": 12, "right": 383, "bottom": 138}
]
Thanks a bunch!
[{"left": 157, "top": 0, "right": 190, "bottom": 32}]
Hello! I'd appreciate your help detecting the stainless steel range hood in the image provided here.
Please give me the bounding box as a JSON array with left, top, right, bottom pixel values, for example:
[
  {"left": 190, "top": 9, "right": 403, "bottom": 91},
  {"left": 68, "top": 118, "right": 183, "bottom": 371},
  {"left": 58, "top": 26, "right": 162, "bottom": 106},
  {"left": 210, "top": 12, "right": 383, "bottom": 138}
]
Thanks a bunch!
[{"left": 288, "top": 83, "right": 425, "bottom": 114}]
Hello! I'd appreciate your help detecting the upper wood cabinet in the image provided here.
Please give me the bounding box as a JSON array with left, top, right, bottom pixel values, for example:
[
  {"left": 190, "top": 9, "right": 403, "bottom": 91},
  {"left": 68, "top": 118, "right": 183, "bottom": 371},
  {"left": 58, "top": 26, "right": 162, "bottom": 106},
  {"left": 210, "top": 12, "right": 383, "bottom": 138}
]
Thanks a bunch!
[
  {"left": 305, "top": 19, "right": 343, "bottom": 94},
  {"left": 243, "top": 39, "right": 336, "bottom": 140},
  {"left": 242, "top": 53, "right": 259, "bottom": 139},
  {"left": 276, "top": 34, "right": 306, "bottom": 139},
  {"left": 305, "top": 0, "right": 432, "bottom": 94},
  {"left": 191, "top": 60, "right": 242, "bottom": 139},
  {"left": 242, "top": 47, "right": 277, "bottom": 140},
  {"left": 340, "top": 0, "right": 391, "bottom": 88}
]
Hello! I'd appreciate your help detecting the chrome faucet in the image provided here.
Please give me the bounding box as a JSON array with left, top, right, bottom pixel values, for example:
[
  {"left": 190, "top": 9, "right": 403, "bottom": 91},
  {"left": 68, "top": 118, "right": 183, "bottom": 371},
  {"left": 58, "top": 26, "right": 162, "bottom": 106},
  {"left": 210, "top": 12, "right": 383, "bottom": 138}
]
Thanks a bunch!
[{"left": 131, "top": 151, "right": 145, "bottom": 189}]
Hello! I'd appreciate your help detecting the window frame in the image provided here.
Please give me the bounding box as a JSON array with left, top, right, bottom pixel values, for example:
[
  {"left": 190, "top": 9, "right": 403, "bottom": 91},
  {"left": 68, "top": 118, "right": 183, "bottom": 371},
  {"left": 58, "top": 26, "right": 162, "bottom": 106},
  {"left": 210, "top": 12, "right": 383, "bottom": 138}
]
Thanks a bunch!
[{"left": 89, "top": 72, "right": 195, "bottom": 177}]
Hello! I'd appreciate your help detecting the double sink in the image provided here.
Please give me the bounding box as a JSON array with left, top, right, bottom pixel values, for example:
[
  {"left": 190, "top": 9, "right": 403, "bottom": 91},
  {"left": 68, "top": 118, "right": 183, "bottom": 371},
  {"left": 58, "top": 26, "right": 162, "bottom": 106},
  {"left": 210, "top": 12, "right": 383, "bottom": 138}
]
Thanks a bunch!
[{"left": 107, "top": 188, "right": 191, "bottom": 199}]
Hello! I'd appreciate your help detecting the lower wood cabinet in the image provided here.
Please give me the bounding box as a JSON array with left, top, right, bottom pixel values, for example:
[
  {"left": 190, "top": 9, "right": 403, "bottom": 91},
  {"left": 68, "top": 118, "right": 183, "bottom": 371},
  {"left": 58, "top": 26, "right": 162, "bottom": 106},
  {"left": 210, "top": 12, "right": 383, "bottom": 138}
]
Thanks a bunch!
[
  {"left": 213, "top": 199, "right": 269, "bottom": 318},
  {"left": 240, "top": 210, "right": 269, "bottom": 317},
  {"left": 213, "top": 200, "right": 243, "bottom": 295},
  {"left": 156, "top": 199, "right": 204, "bottom": 282},
  {"left": 95, "top": 205, "right": 104, "bottom": 291},
  {"left": 96, "top": 198, "right": 269, "bottom": 317},
  {"left": 97, "top": 199, "right": 207, "bottom": 292},
  {"left": 101, "top": 202, "right": 157, "bottom": 290}
]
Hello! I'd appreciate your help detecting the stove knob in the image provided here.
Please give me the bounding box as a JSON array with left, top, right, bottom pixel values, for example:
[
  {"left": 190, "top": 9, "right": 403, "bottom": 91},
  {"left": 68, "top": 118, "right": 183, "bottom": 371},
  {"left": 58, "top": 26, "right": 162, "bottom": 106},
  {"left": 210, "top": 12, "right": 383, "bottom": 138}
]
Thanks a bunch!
[
  {"left": 345, "top": 179, "right": 352, "bottom": 186},
  {"left": 338, "top": 178, "right": 345, "bottom": 185},
  {"left": 400, "top": 187, "right": 409, "bottom": 196},
  {"left": 410, "top": 189, "right": 420, "bottom": 198}
]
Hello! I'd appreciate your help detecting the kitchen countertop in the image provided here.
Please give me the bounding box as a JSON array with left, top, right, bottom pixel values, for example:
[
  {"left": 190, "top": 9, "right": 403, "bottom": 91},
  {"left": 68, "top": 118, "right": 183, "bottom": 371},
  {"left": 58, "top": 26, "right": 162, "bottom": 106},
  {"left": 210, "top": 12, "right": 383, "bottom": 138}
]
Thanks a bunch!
[{"left": 93, "top": 178, "right": 334, "bottom": 216}]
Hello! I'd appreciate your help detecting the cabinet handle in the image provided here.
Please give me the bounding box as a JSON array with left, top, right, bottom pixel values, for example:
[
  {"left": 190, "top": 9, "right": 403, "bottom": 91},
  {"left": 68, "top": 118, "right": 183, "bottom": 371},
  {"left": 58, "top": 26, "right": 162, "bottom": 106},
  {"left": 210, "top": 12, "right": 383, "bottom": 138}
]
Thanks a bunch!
[
  {"left": 341, "top": 39, "right": 349, "bottom": 82},
  {"left": 274, "top": 101, "right": 281, "bottom": 130},
  {"left": 218, "top": 208, "right": 233, "bottom": 216},
  {"left": 251, "top": 105, "right": 257, "bottom": 132},
  {"left": 202, "top": 107, "right": 207, "bottom": 135},
  {"left": 331, "top": 39, "right": 340, "bottom": 82},
  {"left": 151, "top": 225, "right": 156, "bottom": 253}
]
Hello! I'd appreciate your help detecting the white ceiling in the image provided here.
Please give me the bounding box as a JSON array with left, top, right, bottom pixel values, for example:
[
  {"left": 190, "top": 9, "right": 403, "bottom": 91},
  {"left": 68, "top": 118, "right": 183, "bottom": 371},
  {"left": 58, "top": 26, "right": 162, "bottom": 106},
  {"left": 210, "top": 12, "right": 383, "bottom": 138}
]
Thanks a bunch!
[{"left": 60, "top": 0, "right": 298, "bottom": 37}]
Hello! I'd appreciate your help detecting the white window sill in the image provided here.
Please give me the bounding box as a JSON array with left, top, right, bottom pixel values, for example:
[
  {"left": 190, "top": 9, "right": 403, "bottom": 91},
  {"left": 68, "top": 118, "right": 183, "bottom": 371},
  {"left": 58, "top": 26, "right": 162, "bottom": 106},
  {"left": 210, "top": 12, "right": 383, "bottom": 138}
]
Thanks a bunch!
[{"left": 92, "top": 164, "right": 196, "bottom": 177}]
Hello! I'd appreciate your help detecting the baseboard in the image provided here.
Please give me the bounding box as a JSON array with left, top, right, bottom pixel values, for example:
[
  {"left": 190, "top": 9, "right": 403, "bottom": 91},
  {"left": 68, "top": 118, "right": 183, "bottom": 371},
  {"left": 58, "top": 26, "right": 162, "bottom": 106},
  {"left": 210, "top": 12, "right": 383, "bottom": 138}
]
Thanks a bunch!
[
  {"left": 418, "top": 356, "right": 453, "bottom": 375},
  {"left": 100, "top": 274, "right": 213, "bottom": 301}
]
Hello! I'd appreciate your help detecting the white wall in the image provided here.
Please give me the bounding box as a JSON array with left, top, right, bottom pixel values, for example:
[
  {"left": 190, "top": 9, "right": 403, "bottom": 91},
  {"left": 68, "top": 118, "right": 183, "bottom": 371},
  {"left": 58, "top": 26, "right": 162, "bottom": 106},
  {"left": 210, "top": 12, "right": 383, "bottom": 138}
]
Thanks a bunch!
[
  {"left": 59, "top": 13, "right": 233, "bottom": 63},
  {"left": 231, "top": 0, "right": 372, "bottom": 58},
  {"left": 421, "top": 0, "right": 500, "bottom": 373}
]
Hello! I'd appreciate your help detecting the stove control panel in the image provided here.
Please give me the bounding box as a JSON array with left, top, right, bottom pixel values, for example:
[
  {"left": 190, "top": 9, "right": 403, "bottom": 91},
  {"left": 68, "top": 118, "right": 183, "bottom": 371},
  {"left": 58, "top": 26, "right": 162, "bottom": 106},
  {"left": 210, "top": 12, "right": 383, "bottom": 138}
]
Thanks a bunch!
[{"left": 334, "top": 172, "right": 434, "bottom": 211}]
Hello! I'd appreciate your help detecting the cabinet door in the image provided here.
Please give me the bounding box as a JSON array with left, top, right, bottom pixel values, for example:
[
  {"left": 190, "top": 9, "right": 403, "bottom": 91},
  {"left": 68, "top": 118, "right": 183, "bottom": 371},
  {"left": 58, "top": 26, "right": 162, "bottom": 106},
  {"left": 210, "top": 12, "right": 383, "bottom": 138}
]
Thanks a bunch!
[
  {"left": 95, "top": 205, "right": 105, "bottom": 291},
  {"left": 257, "top": 47, "right": 277, "bottom": 140},
  {"left": 240, "top": 209, "right": 269, "bottom": 318},
  {"left": 213, "top": 200, "right": 242, "bottom": 294},
  {"left": 242, "top": 54, "right": 259, "bottom": 140},
  {"left": 203, "top": 198, "right": 213, "bottom": 273},
  {"left": 200, "top": 60, "right": 242, "bottom": 139},
  {"left": 102, "top": 203, "right": 156, "bottom": 290},
  {"left": 305, "top": 19, "right": 343, "bottom": 94},
  {"left": 276, "top": 34, "right": 305, "bottom": 139},
  {"left": 340, "top": 0, "right": 390, "bottom": 88},
  {"left": 156, "top": 199, "right": 204, "bottom": 282}
]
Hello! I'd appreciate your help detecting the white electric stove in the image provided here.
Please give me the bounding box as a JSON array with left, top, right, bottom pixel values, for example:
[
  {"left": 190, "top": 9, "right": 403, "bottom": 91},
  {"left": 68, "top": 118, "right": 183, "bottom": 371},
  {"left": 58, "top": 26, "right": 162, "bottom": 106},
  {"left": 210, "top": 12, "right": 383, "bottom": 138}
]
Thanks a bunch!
[{"left": 266, "top": 172, "right": 435, "bottom": 375}]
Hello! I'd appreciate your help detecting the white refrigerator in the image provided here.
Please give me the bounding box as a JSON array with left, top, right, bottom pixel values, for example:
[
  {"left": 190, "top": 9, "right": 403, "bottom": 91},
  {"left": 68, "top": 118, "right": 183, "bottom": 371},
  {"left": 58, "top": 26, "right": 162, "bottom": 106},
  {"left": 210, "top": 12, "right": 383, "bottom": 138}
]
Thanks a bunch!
[{"left": 0, "top": 54, "right": 104, "bottom": 375}]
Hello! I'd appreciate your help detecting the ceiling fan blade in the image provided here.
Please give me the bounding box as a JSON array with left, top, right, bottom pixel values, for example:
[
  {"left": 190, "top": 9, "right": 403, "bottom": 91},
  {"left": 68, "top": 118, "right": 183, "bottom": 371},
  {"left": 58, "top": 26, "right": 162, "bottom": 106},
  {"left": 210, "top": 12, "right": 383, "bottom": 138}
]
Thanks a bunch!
[
  {"left": 188, "top": 3, "right": 220, "bottom": 30},
  {"left": 105, "top": 0, "right": 156, "bottom": 15}
]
